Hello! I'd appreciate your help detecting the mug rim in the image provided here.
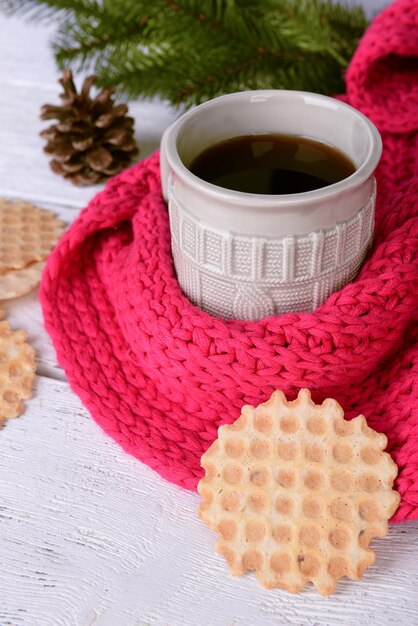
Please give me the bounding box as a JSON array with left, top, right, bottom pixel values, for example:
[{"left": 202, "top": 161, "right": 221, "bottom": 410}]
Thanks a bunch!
[{"left": 164, "top": 89, "right": 382, "bottom": 208}]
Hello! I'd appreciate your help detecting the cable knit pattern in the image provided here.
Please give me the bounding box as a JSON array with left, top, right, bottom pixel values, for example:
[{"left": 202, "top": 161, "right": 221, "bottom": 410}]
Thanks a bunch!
[{"left": 40, "top": 0, "right": 418, "bottom": 522}]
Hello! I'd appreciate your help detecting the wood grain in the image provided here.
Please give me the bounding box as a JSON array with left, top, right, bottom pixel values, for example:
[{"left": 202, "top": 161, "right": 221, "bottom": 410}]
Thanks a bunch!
[
  {"left": 1, "top": 376, "right": 417, "bottom": 626},
  {"left": 0, "top": 15, "right": 177, "bottom": 209},
  {"left": 1, "top": 4, "right": 418, "bottom": 626}
]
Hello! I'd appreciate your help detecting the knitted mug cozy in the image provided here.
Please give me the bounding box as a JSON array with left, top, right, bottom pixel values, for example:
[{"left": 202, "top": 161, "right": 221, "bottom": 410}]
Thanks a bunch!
[{"left": 40, "top": 0, "right": 418, "bottom": 522}]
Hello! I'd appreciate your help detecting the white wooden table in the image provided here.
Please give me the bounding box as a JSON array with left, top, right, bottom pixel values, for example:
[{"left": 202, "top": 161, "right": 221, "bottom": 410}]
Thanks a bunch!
[{"left": 1, "top": 9, "right": 418, "bottom": 626}]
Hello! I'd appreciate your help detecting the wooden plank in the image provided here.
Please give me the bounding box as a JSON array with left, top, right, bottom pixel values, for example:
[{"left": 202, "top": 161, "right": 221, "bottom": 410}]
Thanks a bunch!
[
  {"left": 0, "top": 11, "right": 176, "bottom": 378},
  {"left": 0, "top": 375, "right": 417, "bottom": 626},
  {"left": 0, "top": 78, "right": 176, "bottom": 208},
  {"left": 0, "top": 196, "right": 81, "bottom": 380},
  {"left": 0, "top": 15, "right": 177, "bottom": 209},
  {"left": 2, "top": 4, "right": 417, "bottom": 625},
  {"left": 2, "top": 291, "right": 64, "bottom": 380}
]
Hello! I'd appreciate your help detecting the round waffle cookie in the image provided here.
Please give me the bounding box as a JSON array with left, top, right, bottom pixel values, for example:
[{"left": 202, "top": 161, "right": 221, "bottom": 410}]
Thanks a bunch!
[
  {"left": 198, "top": 389, "right": 400, "bottom": 596},
  {"left": 0, "top": 320, "right": 35, "bottom": 424},
  {"left": 0, "top": 261, "right": 45, "bottom": 300},
  {"left": 0, "top": 199, "right": 66, "bottom": 273}
]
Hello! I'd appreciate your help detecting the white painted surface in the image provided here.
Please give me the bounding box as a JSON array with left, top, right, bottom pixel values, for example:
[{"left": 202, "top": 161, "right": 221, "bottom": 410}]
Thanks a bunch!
[
  {"left": 333, "top": 0, "right": 390, "bottom": 18},
  {"left": 1, "top": 377, "right": 418, "bottom": 626},
  {"left": 1, "top": 6, "right": 418, "bottom": 626}
]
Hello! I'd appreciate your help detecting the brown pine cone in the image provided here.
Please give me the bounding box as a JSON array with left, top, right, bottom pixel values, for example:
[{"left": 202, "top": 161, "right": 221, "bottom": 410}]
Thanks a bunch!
[{"left": 40, "top": 71, "right": 139, "bottom": 186}]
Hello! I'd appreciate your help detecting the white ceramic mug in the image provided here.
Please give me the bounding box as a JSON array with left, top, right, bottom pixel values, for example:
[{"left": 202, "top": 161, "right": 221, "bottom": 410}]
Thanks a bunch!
[{"left": 160, "top": 90, "right": 382, "bottom": 320}]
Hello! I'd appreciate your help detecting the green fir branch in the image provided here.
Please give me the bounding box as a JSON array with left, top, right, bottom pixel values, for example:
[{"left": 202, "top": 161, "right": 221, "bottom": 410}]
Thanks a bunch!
[
  {"left": 0, "top": 0, "right": 102, "bottom": 22},
  {"left": 0, "top": 0, "right": 368, "bottom": 107}
]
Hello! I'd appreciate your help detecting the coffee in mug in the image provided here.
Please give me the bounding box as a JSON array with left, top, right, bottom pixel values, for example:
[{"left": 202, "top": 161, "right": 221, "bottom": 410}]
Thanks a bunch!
[
  {"left": 160, "top": 90, "right": 382, "bottom": 320},
  {"left": 189, "top": 134, "right": 356, "bottom": 195}
]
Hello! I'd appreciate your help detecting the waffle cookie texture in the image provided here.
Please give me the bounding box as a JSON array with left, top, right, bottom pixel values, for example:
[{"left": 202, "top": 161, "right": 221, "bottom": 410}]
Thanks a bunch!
[
  {"left": 38, "top": 0, "right": 418, "bottom": 521},
  {"left": 0, "top": 320, "right": 35, "bottom": 424},
  {"left": 0, "top": 261, "right": 46, "bottom": 300},
  {"left": 0, "top": 199, "right": 66, "bottom": 300},
  {"left": 198, "top": 389, "right": 400, "bottom": 595},
  {"left": 0, "top": 199, "right": 65, "bottom": 273}
]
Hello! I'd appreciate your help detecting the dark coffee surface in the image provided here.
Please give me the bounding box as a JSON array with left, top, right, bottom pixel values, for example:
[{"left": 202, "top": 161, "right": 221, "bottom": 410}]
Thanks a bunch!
[{"left": 189, "top": 134, "right": 356, "bottom": 194}]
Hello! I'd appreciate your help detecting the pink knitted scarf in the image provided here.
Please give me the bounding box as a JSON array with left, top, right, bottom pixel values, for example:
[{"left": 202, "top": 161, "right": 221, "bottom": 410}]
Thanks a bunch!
[{"left": 40, "top": 0, "right": 418, "bottom": 522}]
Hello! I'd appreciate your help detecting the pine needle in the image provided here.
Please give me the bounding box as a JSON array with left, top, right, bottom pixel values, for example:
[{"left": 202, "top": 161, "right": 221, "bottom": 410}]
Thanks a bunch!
[{"left": 0, "top": 0, "right": 368, "bottom": 107}]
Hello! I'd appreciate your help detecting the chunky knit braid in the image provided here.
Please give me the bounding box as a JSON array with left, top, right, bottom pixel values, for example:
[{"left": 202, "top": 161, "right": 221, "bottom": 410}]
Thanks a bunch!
[{"left": 40, "top": 0, "right": 418, "bottom": 521}]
